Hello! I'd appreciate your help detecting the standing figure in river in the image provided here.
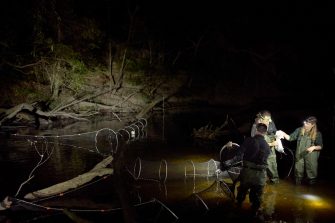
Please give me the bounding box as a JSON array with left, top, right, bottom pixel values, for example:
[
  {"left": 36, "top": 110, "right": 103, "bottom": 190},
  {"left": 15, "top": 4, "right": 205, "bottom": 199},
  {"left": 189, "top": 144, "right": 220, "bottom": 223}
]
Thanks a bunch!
[
  {"left": 251, "top": 110, "right": 280, "bottom": 184},
  {"left": 278, "top": 116, "right": 323, "bottom": 185},
  {"left": 236, "top": 123, "right": 270, "bottom": 215}
]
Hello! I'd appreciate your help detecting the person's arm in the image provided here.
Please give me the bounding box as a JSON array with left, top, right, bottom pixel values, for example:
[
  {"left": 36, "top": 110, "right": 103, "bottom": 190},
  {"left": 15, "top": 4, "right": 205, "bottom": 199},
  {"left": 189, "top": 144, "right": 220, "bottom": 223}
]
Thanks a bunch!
[
  {"left": 306, "top": 132, "right": 323, "bottom": 153},
  {"left": 278, "top": 128, "right": 300, "bottom": 141},
  {"left": 306, "top": 145, "right": 322, "bottom": 153},
  {"left": 281, "top": 131, "right": 290, "bottom": 140},
  {"left": 221, "top": 139, "right": 247, "bottom": 170}
]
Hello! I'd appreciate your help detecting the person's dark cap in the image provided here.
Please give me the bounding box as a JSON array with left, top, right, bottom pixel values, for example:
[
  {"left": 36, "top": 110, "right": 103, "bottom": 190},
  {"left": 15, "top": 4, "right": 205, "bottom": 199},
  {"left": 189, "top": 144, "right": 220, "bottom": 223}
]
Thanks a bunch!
[
  {"left": 256, "top": 123, "right": 267, "bottom": 134},
  {"left": 305, "top": 116, "right": 317, "bottom": 124}
]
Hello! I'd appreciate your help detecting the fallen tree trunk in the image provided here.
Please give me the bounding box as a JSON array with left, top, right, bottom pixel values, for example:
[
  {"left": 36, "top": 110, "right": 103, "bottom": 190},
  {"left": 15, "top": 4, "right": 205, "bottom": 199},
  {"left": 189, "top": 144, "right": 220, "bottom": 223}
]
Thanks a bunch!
[
  {"left": 51, "top": 87, "right": 120, "bottom": 113},
  {"left": 0, "top": 103, "right": 52, "bottom": 125},
  {"left": 0, "top": 103, "right": 91, "bottom": 126},
  {"left": 24, "top": 155, "right": 114, "bottom": 200}
]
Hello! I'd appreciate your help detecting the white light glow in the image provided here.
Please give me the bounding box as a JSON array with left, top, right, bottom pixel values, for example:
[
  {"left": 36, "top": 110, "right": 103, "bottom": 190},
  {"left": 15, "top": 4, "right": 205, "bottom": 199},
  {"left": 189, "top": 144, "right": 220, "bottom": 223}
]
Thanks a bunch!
[{"left": 301, "top": 194, "right": 320, "bottom": 201}]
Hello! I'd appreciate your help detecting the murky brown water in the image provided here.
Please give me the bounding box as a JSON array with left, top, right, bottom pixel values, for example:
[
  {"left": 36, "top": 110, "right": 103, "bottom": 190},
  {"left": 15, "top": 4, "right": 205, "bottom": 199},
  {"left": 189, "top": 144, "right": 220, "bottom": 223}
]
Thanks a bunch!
[{"left": 123, "top": 145, "right": 335, "bottom": 223}]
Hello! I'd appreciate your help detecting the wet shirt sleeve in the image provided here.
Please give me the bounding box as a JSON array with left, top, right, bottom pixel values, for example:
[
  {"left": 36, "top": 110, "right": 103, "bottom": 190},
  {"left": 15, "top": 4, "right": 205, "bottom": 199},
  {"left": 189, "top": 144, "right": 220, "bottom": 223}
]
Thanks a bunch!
[{"left": 289, "top": 128, "right": 301, "bottom": 141}]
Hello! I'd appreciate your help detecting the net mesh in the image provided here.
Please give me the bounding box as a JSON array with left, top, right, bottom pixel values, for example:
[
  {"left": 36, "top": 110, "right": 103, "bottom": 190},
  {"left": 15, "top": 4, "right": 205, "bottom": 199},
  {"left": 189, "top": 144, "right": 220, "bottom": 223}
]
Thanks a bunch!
[
  {"left": 12, "top": 119, "right": 148, "bottom": 156},
  {"left": 6, "top": 118, "right": 243, "bottom": 221}
]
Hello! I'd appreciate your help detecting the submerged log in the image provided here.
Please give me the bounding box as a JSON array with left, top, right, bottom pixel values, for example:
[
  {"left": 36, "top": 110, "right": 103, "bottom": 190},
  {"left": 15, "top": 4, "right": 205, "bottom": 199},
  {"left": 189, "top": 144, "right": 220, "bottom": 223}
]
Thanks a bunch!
[{"left": 24, "top": 155, "right": 114, "bottom": 200}]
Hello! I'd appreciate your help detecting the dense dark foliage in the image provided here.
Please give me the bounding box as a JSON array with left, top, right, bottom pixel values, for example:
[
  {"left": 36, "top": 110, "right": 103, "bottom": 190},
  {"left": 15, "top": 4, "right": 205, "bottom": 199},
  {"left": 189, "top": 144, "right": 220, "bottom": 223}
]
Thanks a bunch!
[{"left": 0, "top": 0, "right": 335, "bottom": 102}]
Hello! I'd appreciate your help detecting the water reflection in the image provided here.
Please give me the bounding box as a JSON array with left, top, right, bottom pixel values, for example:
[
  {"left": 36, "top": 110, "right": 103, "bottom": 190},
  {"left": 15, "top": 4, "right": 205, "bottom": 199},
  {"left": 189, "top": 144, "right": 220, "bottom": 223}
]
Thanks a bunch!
[
  {"left": 128, "top": 151, "right": 335, "bottom": 223},
  {"left": 260, "top": 176, "right": 331, "bottom": 222},
  {"left": 0, "top": 117, "right": 335, "bottom": 223}
]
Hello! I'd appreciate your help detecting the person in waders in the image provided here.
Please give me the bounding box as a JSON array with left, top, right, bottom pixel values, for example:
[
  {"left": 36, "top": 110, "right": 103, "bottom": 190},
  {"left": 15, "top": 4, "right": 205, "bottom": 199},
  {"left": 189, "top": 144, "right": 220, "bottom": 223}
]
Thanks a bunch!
[
  {"left": 278, "top": 116, "right": 323, "bottom": 185},
  {"left": 251, "top": 110, "right": 280, "bottom": 184}
]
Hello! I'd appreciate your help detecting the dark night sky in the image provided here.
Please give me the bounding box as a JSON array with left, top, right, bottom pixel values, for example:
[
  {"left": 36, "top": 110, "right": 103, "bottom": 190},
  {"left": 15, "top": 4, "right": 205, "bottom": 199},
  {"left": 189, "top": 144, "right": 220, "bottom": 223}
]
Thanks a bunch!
[{"left": 130, "top": 1, "right": 335, "bottom": 96}]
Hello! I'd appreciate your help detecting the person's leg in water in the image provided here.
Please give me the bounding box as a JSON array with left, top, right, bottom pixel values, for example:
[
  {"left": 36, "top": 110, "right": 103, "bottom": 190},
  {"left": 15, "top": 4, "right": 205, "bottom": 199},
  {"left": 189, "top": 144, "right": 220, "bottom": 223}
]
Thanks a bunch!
[
  {"left": 295, "top": 158, "right": 304, "bottom": 185},
  {"left": 249, "top": 185, "right": 264, "bottom": 217},
  {"left": 236, "top": 183, "right": 249, "bottom": 207},
  {"left": 305, "top": 152, "right": 319, "bottom": 185},
  {"left": 267, "top": 152, "right": 280, "bottom": 184}
]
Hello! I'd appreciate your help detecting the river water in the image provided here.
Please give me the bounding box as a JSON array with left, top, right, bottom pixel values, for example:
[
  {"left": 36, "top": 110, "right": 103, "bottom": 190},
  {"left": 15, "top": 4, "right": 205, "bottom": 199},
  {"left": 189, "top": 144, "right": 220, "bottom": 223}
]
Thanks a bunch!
[{"left": 0, "top": 108, "right": 335, "bottom": 222}]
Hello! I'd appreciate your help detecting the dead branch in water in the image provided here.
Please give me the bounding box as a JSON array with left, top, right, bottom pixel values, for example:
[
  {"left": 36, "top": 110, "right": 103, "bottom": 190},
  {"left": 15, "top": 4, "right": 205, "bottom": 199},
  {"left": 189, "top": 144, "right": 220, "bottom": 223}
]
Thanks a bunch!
[{"left": 24, "top": 155, "right": 114, "bottom": 200}]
